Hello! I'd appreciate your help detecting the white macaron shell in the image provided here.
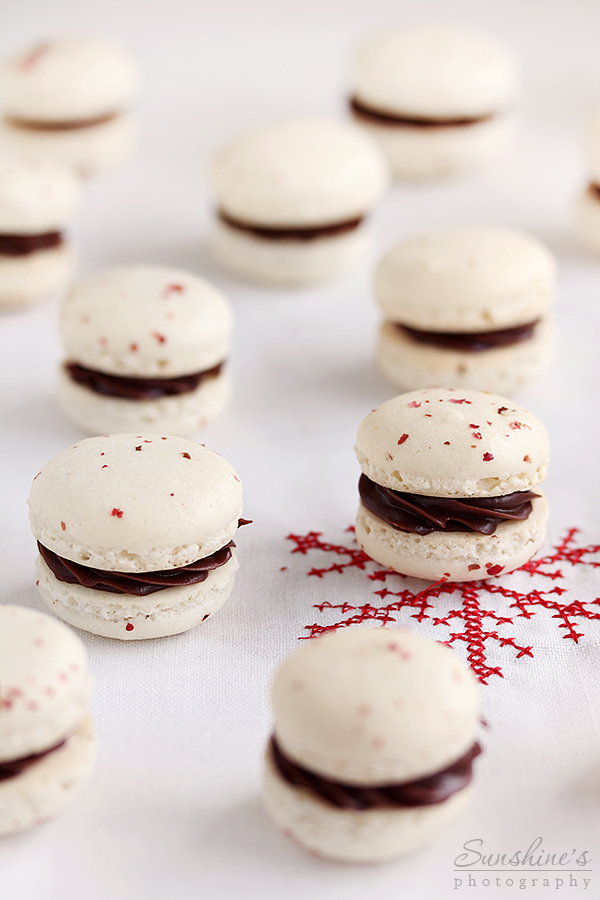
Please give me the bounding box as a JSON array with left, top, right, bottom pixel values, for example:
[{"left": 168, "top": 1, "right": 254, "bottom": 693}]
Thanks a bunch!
[
  {"left": 273, "top": 628, "right": 479, "bottom": 785},
  {"left": 211, "top": 117, "right": 389, "bottom": 226},
  {"left": 355, "top": 388, "right": 549, "bottom": 497},
  {"left": 29, "top": 434, "right": 243, "bottom": 572},
  {"left": 0, "top": 154, "right": 80, "bottom": 233},
  {"left": 1, "top": 39, "right": 139, "bottom": 122},
  {"left": 35, "top": 551, "right": 239, "bottom": 640},
  {"left": 351, "top": 26, "right": 518, "bottom": 118},
  {"left": 0, "top": 606, "right": 91, "bottom": 763},
  {"left": 59, "top": 265, "right": 233, "bottom": 377},
  {"left": 264, "top": 748, "right": 473, "bottom": 862},
  {"left": 376, "top": 315, "right": 555, "bottom": 396},
  {"left": 374, "top": 229, "right": 556, "bottom": 332},
  {"left": 356, "top": 492, "right": 549, "bottom": 583},
  {"left": 0, "top": 715, "right": 95, "bottom": 836}
]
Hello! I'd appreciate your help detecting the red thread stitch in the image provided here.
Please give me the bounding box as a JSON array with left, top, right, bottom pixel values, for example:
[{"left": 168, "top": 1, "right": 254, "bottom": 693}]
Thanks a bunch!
[{"left": 286, "top": 527, "right": 600, "bottom": 684}]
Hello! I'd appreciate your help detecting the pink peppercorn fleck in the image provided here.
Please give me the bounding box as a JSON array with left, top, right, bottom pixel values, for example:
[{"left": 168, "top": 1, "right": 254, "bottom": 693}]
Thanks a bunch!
[
  {"left": 163, "top": 283, "right": 184, "bottom": 298},
  {"left": 20, "top": 43, "right": 49, "bottom": 70},
  {"left": 483, "top": 452, "right": 494, "bottom": 461},
  {"left": 397, "top": 433, "right": 409, "bottom": 445},
  {"left": 111, "top": 508, "right": 124, "bottom": 518}
]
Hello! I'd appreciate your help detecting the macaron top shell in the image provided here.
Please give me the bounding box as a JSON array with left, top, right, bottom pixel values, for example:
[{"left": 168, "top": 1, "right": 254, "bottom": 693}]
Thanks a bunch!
[
  {"left": 351, "top": 25, "right": 518, "bottom": 119},
  {"left": 1, "top": 38, "right": 140, "bottom": 122},
  {"left": 211, "top": 117, "right": 389, "bottom": 227},
  {"left": 0, "top": 605, "right": 91, "bottom": 763},
  {"left": 29, "top": 434, "right": 243, "bottom": 572},
  {"left": 0, "top": 153, "right": 80, "bottom": 234},
  {"left": 59, "top": 265, "right": 233, "bottom": 377},
  {"left": 374, "top": 229, "right": 556, "bottom": 332},
  {"left": 272, "top": 627, "right": 480, "bottom": 785},
  {"left": 355, "top": 388, "right": 549, "bottom": 498}
]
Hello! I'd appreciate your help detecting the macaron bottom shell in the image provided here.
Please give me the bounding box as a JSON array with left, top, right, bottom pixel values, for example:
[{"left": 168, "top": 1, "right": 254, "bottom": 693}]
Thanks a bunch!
[
  {"left": 376, "top": 316, "right": 555, "bottom": 396},
  {"left": 34, "top": 552, "right": 239, "bottom": 640},
  {"left": 210, "top": 217, "right": 372, "bottom": 287},
  {"left": 0, "top": 714, "right": 95, "bottom": 837},
  {"left": 351, "top": 114, "right": 514, "bottom": 181},
  {"left": 263, "top": 746, "right": 472, "bottom": 863},
  {"left": 0, "top": 114, "right": 136, "bottom": 178},
  {"left": 56, "top": 365, "right": 231, "bottom": 436},
  {"left": 0, "top": 243, "right": 74, "bottom": 310},
  {"left": 355, "top": 492, "right": 549, "bottom": 583}
]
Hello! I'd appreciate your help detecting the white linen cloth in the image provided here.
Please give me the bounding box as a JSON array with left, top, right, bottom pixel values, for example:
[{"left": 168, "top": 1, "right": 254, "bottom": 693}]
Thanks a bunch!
[{"left": 1, "top": 1, "right": 600, "bottom": 898}]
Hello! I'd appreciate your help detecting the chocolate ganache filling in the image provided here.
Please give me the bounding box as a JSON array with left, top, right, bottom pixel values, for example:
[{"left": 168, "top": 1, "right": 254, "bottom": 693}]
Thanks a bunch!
[
  {"left": 397, "top": 320, "right": 539, "bottom": 353},
  {"left": 65, "top": 361, "right": 224, "bottom": 400},
  {"left": 349, "top": 95, "right": 494, "bottom": 128},
  {"left": 4, "top": 111, "right": 119, "bottom": 132},
  {"left": 218, "top": 208, "right": 364, "bottom": 241},
  {"left": 0, "top": 232, "right": 62, "bottom": 256},
  {"left": 359, "top": 473, "right": 538, "bottom": 536},
  {"left": 38, "top": 540, "right": 235, "bottom": 596},
  {"left": 0, "top": 739, "right": 67, "bottom": 782},
  {"left": 271, "top": 736, "right": 481, "bottom": 809},
  {"left": 588, "top": 183, "right": 600, "bottom": 202}
]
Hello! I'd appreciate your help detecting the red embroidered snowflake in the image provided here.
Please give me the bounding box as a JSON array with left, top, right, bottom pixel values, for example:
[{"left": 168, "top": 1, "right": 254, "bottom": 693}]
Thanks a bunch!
[{"left": 285, "top": 527, "right": 600, "bottom": 683}]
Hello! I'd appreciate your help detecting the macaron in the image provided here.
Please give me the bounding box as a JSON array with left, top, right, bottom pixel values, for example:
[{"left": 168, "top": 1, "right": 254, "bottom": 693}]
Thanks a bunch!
[
  {"left": 0, "top": 38, "right": 139, "bottom": 176},
  {"left": 210, "top": 117, "right": 389, "bottom": 286},
  {"left": 0, "top": 605, "right": 95, "bottom": 836},
  {"left": 348, "top": 25, "right": 518, "bottom": 180},
  {"left": 28, "top": 434, "right": 246, "bottom": 640},
  {"left": 263, "top": 626, "right": 481, "bottom": 863},
  {"left": 374, "top": 229, "right": 556, "bottom": 395},
  {"left": 354, "top": 388, "right": 549, "bottom": 583},
  {"left": 0, "top": 153, "right": 80, "bottom": 309},
  {"left": 57, "top": 265, "right": 233, "bottom": 436}
]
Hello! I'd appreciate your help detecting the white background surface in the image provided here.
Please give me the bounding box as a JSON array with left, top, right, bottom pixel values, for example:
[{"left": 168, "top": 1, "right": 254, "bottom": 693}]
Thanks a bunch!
[{"left": 2, "top": 0, "right": 600, "bottom": 898}]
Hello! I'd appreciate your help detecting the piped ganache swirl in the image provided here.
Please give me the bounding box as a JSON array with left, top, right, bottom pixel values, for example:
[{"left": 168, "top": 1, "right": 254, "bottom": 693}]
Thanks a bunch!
[
  {"left": 38, "top": 540, "right": 235, "bottom": 596},
  {"left": 218, "top": 209, "right": 364, "bottom": 242},
  {"left": 0, "top": 232, "right": 63, "bottom": 256},
  {"left": 359, "top": 473, "right": 539, "bottom": 536},
  {"left": 349, "top": 95, "right": 495, "bottom": 129},
  {"left": 65, "top": 361, "right": 224, "bottom": 400},
  {"left": 396, "top": 320, "right": 539, "bottom": 353},
  {"left": 5, "top": 111, "right": 119, "bottom": 132},
  {"left": 0, "top": 739, "right": 66, "bottom": 782},
  {"left": 271, "top": 736, "right": 481, "bottom": 809}
]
